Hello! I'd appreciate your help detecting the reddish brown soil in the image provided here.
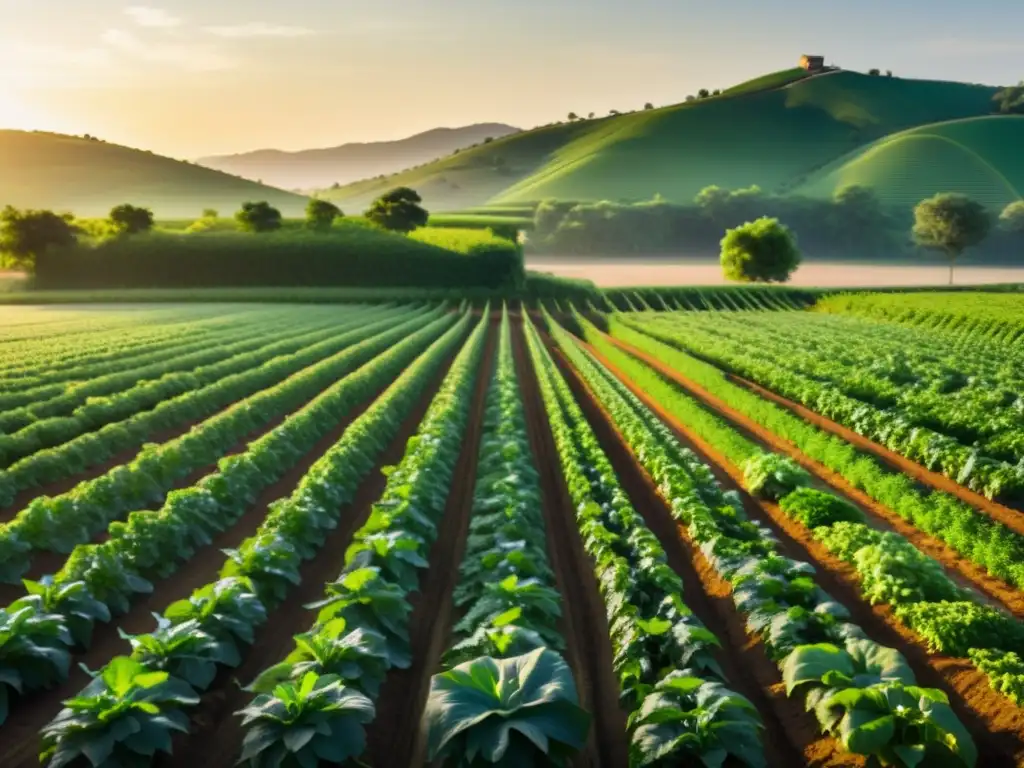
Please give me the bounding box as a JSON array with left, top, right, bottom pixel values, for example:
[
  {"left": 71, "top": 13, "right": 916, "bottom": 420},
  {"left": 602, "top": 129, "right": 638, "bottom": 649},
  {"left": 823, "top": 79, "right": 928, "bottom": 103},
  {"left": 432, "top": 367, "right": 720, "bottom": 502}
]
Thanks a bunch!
[
  {"left": 601, "top": 332, "right": 1024, "bottom": 621},
  {"left": 364, "top": 319, "right": 497, "bottom": 768},
  {"left": 727, "top": 370, "right": 1024, "bottom": 535},
  {"left": 576, "top": 332, "right": 1024, "bottom": 765},
  {"left": 0, "top": 354, "right": 457, "bottom": 768},
  {"left": 511, "top": 317, "right": 631, "bottom": 768},
  {"left": 544, "top": 330, "right": 846, "bottom": 768},
  {"left": 157, "top": 351, "right": 460, "bottom": 768}
]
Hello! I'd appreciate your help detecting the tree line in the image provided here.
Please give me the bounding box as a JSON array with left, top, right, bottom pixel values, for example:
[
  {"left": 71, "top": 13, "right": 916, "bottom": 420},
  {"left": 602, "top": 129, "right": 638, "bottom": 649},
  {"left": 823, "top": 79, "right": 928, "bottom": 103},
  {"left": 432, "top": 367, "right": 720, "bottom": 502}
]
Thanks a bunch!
[{"left": 0, "top": 188, "right": 431, "bottom": 273}]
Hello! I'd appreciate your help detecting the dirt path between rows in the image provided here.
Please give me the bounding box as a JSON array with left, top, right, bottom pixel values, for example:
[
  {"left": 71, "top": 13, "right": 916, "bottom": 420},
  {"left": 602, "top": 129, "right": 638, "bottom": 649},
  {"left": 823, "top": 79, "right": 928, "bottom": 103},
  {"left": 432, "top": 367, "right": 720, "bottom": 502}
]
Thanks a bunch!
[
  {"left": 512, "top": 315, "right": 630, "bottom": 768},
  {"left": 159, "top": 350, "right": 460, "bottom": 768},
  {"left": 574, "top": 330, "right": 1024, "bottom": 765},
  {"left": 539, "top": 326, "right": 838, "bottom": 768},
  {"left": 365, "top": 318, "right": 497, "bottom": 768},
  {"left": 599, "top": 331, "right": 1024, "bottom": 621}
]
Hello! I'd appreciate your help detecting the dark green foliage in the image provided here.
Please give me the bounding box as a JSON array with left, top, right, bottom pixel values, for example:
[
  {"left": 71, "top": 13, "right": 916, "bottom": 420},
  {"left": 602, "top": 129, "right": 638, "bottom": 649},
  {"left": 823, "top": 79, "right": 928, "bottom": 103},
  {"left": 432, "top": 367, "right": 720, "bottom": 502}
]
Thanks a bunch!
[
  {"left": 109, "top": 204, "right": 155, "bottom": 235},
  {"left": 235, "top": 201, "right": 283, "bottom": 233},
  {"left": 913, "top": 193, "right": 992, "bottom": 284},
  {"left": 305, "top": 199, "right": 342, "bottom": 231},
  {"left": 0, "top": 205, "right": 78, "bottom": 270},
  {"left": 33, "top": 229, "right": 523, "bottom": 291},
  {"left": 364, "top": 187, "right": 429, "bottom": 233},
  {"left": 999, "top": 200, "right": 1024, "bottom": 233},
  {"left": 779, "top": 489, "right": 864, "bottom": 529},
  {"left": 993, "top": 82, "right": 1024, "bottom": 114},
  {"left": 721, "top": 217, "right": 801, "bottom": 284}
]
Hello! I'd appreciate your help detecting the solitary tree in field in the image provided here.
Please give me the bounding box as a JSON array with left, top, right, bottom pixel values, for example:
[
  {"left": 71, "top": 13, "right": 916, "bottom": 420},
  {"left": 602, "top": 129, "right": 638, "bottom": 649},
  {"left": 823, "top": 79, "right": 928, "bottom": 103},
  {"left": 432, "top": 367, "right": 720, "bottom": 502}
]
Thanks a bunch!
[
  {"left": 587, "top": 112, "right": 595, "bottom": 119},
  {"left": 364, "top": 187, "right": 429, "bottom": 233},
  {"left": 567, "top": 112, "right": 579, "bottom": 122},
  {"left": 912, "top": 193, "right": 992, "bottom": 285},
  {"left": 235, "top": 201, "right": 283, "bottom": 233},
  {"left": 1001, "top": 200, "right": 1024, "bottom": 233},
  {"left": 109, "top": 204, "right": 154, "bottom": 235},
  {"left": 306, "top": 199, "right": 342, "bottom": 231},
  {"left": 720, "top": 217, "right": 801, "bottom": 283},
  {"left": 0, "top": 206, "right": 78, "bottom": 270},
  {"left": 644, "top": 102, "right": 654, "bottom": 110}
]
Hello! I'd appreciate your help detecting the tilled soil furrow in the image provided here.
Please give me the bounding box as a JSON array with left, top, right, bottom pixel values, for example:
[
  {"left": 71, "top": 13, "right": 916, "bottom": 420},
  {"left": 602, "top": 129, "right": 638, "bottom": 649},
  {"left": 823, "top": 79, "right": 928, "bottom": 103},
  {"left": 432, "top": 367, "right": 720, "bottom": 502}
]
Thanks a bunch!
[
  {"left": 511, "top": 314, "right": 630, "bottom": 768},
  {"left": 364, "top": 318, "right": 498, "bottom": 768},
  {"left": 578, "top": 330, "right": 1024, "bottom": 766},
  {"left": 160, "top": 352, "right": 458, "bottom": 768},
  {"left": 543, "top": 327, "right": 847, "bottom": 768}
]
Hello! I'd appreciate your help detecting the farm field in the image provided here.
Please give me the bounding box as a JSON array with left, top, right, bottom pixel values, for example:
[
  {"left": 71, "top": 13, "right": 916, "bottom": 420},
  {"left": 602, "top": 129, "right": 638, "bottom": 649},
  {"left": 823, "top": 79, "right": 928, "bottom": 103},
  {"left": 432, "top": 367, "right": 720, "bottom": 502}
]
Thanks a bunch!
[{"left": 1, "top": 293, "right": 1022, "bottom": 768}]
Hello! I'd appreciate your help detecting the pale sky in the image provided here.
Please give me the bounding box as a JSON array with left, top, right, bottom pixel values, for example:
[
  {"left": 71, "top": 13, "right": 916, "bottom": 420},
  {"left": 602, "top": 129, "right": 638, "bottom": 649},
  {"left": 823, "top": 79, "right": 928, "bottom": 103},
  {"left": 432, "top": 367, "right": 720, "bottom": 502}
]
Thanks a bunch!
[{"left": 2, "top": 0, "right": 1023, "bottom": 159}]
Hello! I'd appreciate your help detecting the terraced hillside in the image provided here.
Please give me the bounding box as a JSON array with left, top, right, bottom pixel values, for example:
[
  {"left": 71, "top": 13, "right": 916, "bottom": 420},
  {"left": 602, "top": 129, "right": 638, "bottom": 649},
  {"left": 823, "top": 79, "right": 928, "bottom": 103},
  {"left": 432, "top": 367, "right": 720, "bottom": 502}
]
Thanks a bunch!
[
  {"left": 322, "top": 71, "right": 1005, "bottom": 211},
  {"left": 1, "top": 295, "right": 1021, "bottom": 768}
]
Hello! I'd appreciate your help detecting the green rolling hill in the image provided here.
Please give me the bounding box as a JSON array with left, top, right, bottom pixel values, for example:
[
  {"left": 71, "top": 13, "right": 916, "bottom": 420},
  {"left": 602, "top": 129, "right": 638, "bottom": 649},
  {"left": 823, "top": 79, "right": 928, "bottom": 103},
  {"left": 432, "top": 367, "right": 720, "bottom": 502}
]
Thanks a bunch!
[
  {"left": 321, "top": 71, "right": 1008, "bottom": 212},
  {"left": 793, "top": 115, "right": 1024, "bottom": 209},
  {"left": 0, "top": 131, "right": 309, "bottom": 218}
]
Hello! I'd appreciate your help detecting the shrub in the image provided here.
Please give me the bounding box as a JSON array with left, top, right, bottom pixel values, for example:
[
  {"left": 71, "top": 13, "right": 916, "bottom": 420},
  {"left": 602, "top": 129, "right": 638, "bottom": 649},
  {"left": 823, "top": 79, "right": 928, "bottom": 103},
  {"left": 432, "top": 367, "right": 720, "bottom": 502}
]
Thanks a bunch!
[
  {"left": 779, "top": 488, "right": 864, "bottom": 528},
  {"left": 721, "top": 217, "right": 801, "bottom": 284},
  {"left": 742, "top": 453, "right": 811, "bottom": 500},
  {"left": 235, "top": 201, "right": 283, "bottom": 233},
  {"left": 109, "top": 204, "right": 155, "bottom": 235}
]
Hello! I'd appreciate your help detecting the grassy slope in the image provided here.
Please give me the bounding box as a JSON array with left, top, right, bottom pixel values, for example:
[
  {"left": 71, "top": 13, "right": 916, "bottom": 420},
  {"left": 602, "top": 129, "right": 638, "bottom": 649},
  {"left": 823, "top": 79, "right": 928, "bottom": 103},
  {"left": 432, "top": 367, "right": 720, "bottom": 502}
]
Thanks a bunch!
[
  {"left": 322, "top": 72, "right": 1000, "bottom": 211},
  {"left": 0, "top": 131, "right": 309, "bottom": 218},
  {"left": 721, "top": 67, "right": 810, "bottom": 95},
  {"left": 794, "top": 115, "right": 1024, "bottom": 208}
]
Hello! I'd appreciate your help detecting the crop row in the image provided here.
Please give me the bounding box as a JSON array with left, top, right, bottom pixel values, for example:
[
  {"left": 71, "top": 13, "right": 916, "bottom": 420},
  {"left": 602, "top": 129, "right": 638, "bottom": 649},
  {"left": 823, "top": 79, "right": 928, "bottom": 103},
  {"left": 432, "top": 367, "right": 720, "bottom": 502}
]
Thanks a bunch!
[
  {"left": 601, "top": 316, "right": 1024, "bottom": 593},
  {"left": 235, "top": 308, "right": 490, "bottom": 766},
  {"left": 0, "top": 308, "right": 461, "bottom": 731},
  {"left": 547, "top": 313, "right": 978, "bottom": 767},
  {"left": 0, "top": 307, "right": 264, "bottom": 387},
  {"left": 0, "top": 308, "right": 350, "bottom": 429},
  {"left": 19, "top": 310, "right": 473, "bottom": 767},
  {"left": 525, "top": 314, "right": 767, "bottom": 766},
  {"left": 422, "top": 308, "right": 589, "bottom": 766},
  {"left": 621, "top": 312, "right": 1024, "bottom": 500},
  {"left": 0, "top": 309, "right": 367, "bottom": 454},
  {"left": 581, "top": 311, "right": 1024, "bottom": 721},
  {"left": 0, "top": 304, "right": 430, "bottom": 577}
]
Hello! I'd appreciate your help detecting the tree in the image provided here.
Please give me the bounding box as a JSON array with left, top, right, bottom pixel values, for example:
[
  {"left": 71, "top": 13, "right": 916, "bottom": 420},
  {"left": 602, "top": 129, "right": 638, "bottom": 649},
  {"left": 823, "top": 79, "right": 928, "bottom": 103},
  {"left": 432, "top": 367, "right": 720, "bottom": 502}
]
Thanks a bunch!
[
  {"left": 305, "top": 199, "right": 342, "bottom": 231},
  {"left": 587, "top": 112, "right": 595, "bottom": 119},
  {"left": 109, "top": 204, "right": 154, "bottom": 235},
  {"left": 364, "top": 187, "right": 429, "bottom": 233},
  {"left": 0, "top": 206, "right": 78, "bottom": 270},
  {"left": 868, "top": 68, "right": 881, "bottom": 76},
  {"left": 720, "top": 217, "right": 801, "bottom": 283},
  {"left": 999, "top": 200, "right": 1024, "bottom": 233},
  {"left": 644, "top": 102, "right": 654, "bottom": 110},
  {"left": 567, "top": 112, "right": 579, "bottom": 122},
  {"left": 698, "top": 88, "right": 710, "bottom": 98},
  {"left": 885, "top": 70, "right": 893, "bottom": 77},
  {"left": 912, "top": 193, "right": 992, "bottom": 285},
  {"left": 235, "top": 201, "right": 282, "bottom": 233},
  {"left": 994, "top": 82, "right": 1024, "bottom": 114},
  {"left": 609, "top": 109, "right": 620, "bottom": 116},
  {"left": 712, "top": 89, "right": 721, "bottom": 95}
]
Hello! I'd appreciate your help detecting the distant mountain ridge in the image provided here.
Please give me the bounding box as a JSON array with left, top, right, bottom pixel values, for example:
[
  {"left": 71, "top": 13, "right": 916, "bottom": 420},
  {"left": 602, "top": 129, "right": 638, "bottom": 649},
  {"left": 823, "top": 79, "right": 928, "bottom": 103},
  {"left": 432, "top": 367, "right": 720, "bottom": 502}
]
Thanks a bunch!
[{"left": 197, "top": 123, "right": 521, "bottom": 191}]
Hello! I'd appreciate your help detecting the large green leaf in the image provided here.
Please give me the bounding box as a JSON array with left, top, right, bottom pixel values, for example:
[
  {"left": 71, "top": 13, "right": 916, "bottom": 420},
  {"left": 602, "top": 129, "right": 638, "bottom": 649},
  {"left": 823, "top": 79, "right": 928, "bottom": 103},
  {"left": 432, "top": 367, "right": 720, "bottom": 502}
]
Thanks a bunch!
[{"left": 425, "top": 648, "right": 589, "bottom": 765}]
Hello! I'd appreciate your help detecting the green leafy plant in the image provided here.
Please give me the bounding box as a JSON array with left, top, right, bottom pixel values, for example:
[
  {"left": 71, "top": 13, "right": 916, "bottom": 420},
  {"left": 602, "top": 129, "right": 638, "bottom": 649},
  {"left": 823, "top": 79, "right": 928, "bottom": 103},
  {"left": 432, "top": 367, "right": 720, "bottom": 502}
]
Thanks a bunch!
[
  {"left": 425, "top": 648, "right": 590, "bottom": 767},
  {"left": 742, "top": 453, "right": 811, "bottom": 500},
  {"left": 39, "top": 656, "right": 199, "bottom": 767},
  {"left": 0, "top": 605, "right": 73, "bottom": 724},
  {"left": 13, "top": 577, "right": 110, "bottom": 649},
  {"left": 779, "top": 488, "right": 864, "bottom": 528},
  {"left": 247, "top": 619, "right": 391, "bottom": 698},
  {"left": 163, "top": 577, "right": 267, "bottom": 649},
  {"left": 969, "top": 648, "right": 1024, "bottom": 706},
  {"left": 120, "top": 617, "right": 240, "bottom": 691},
  {"left": 236, "top": 672, "right": 375, "bottom": 767},
  {"left": 629, "top": 671, "right": 765, "bottom": 767}
]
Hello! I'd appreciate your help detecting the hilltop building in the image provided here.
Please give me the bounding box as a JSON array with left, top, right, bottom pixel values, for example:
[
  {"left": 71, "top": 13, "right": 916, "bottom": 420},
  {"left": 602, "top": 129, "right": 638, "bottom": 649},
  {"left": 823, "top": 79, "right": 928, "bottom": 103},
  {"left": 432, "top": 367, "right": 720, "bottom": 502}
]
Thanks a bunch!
[{"left": 799, "top": 54, "right": 826, "bottom": 72}]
